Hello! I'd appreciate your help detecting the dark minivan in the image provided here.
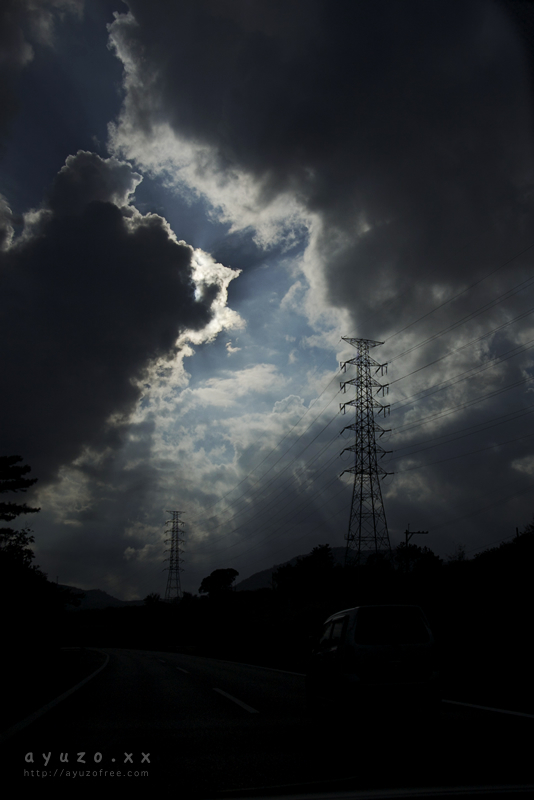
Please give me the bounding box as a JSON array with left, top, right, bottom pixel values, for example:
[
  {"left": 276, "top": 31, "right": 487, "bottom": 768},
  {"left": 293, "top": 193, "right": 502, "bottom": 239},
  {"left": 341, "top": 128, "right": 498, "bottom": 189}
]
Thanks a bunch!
[{"left": 306, "top": 604, "right": 441, "bottom": 718}]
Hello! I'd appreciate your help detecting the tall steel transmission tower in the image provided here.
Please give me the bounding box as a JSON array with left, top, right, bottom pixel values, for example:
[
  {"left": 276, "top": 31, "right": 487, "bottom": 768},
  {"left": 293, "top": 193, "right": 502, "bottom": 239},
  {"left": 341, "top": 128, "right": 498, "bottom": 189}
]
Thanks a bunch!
[
  {"left": 164, "top": 510, "right": 184, "bottom": 601},
  {"left": 340, "top": 337, "right": 392, "bottom": 565}
]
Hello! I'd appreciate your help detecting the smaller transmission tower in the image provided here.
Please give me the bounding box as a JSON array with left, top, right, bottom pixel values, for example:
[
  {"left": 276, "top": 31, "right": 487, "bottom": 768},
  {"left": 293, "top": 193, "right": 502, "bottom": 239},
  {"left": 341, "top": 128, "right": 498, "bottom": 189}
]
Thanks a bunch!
[
  {"left": 164, "top": 510, "right": 185, "bottom": 601},
  {"left": 340, "top": 337, "right": 392, "bottom": 565}
]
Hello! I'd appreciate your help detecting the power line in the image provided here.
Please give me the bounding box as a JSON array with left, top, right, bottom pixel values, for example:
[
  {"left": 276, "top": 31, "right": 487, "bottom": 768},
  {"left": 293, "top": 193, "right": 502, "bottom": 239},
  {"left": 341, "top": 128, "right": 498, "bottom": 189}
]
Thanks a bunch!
[
  {"left": 427, "top": 482, "right": 534, "bottom": 536},
  {"left": 391, "top": 373, "right": 534, "bottom": 435},
  {"left": 188, "top": 394, "right": 343, "bottom": 538},
  {"left": 391, "top": 429, "right": 534, "bottom": 474},
  {"left": 389, "top": 272, "right": 534, "bottom": 365},
  {"left": 187, "top": 423, "right": 343, "bottom": 553},
  {"left": 186, "top": 367, "right": 342, "bottom": 527},
  {"left": 389, "top": 306, "right": 534, "bottom": 389},
  {"left": 389, "top": 400, "right": 534, "bottom": 458},
  {"left": 209, "top": 473, "right": 348, "bottom": 565},
  {"left": 391, "top": 338, "right": 534, "bottom": 414},
  {"left": 383, "top": 240, "right": 534, "bottom": 344}
]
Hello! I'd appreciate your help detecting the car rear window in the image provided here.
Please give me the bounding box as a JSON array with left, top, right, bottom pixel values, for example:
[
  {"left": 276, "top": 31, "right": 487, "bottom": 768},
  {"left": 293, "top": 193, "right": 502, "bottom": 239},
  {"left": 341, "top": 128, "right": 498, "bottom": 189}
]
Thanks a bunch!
[{"left": 353, "top": 606, "right": 430, "bottom": 645}]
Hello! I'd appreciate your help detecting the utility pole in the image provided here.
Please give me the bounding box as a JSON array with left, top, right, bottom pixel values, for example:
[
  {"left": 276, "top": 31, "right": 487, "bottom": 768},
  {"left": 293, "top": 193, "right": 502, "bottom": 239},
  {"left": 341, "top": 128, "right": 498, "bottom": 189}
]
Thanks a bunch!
[
  {"left": 402, "top": 526, "right": 429, "bottom": 574},
  {"left": 164, "top": 510, "right": 184, "bottom": 601},
  {"left": 404, "top": 526, "right": 429, "bottom": 548},
  {"left": 340, "top": 337, "right": 392, "bottom": 565}
]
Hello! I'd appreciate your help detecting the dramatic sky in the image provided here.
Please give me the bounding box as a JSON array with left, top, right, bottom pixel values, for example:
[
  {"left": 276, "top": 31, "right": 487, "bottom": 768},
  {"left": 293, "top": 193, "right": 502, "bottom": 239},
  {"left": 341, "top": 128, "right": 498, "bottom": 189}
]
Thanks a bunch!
[{"left": 2, "top": 0, "right": 534, "bottom": 599}]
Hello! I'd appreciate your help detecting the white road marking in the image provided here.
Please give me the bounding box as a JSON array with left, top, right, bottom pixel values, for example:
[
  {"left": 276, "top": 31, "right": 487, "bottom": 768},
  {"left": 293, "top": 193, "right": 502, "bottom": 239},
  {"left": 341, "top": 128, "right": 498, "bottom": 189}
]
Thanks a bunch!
[
  {"left": 213, "top": 688, "right": 259, "bottom": 714},
  {"left": 207, "top": 657, "right": 306, "bottom": 676},
  {"left": 176, "top": 667, "right": 189, "bottom": 673},
  {"left": 443, "top": 699, "right": 534, "bottom": 718},
  {"left": 0, "top": 649, "right": 110, "bottom": 745}
]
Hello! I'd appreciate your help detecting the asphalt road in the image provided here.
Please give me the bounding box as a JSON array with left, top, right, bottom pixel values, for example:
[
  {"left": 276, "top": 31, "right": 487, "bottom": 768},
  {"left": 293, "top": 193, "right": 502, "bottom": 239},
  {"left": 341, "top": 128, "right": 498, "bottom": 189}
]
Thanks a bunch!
[{"left": 2, "top": 649, "right": 533, "bottom": 797}]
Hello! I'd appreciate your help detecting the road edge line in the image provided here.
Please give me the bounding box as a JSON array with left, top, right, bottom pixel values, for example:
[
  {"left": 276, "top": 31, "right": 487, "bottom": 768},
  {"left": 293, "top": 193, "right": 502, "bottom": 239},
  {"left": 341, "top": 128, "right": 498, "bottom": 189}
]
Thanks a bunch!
[
  {"left": 206, "top": 656, "right": 306, "bottom": 677},
  {"left": 0, "top": 648, "right": 110, "bottom": 744},
  {"left": 213, "top": 688, "right": 259, "bottom": 714},
  {"left": 442, "top": 698, "right": 534, "bottom": 719}
]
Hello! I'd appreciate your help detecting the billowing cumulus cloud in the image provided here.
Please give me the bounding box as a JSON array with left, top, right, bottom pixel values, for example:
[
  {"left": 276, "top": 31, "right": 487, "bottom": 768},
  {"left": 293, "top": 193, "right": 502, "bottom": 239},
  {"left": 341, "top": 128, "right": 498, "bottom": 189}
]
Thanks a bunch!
[
  {"left": 0, "top": 150, "right": 240, "bottom": 485},
  {"left": 47, "top": 150, "right": 142, "bottom": 215}
]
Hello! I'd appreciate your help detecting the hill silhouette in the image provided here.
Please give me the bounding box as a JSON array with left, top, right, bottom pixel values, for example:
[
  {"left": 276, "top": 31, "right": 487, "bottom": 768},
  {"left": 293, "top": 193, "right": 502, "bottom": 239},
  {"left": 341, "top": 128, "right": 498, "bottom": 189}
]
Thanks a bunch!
[
  {"left": 59, "top": 585, "right": 144, "bottom": 611},
  {"left": 235, "top": 547, "right": 382, "bottom": 591}
]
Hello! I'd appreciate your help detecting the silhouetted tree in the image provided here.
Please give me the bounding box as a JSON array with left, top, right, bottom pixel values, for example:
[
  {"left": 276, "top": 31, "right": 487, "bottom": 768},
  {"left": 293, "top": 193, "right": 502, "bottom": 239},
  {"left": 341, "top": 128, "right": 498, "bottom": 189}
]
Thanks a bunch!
[
  {"left": 0, "top": 455, "right": 43, "bottom": 598},
  {"left": 0, "top": 456, "right": 79, "bottom": 666},
  {"left": 273, "top": 544, "right": 336, "bottom": 595},
  {"left": 199, "top": 568, "right": 239, "bottom": 598},
  {"left": 394, "top": 542, "right": 442, "bottom": 574},
  {"left": 447, "top": 543, "right": 467, "bottom": 563},
  {"left": 0, "top": 455, "right": 40, "bottom": 568},
  {"left": 144, "top": 592, "right": 162, "bottom": 605}
]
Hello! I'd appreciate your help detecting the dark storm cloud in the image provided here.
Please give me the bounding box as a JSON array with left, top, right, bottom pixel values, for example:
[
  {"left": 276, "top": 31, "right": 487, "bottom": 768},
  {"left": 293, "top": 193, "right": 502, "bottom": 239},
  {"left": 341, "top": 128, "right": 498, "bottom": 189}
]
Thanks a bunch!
[
  {"left": 35, "top": 416, "right": 164, "bottom": 598},
  {"left": 109, "top": 0, "right": 534, "bottom": 334},
  {"left": 0, "top": 0, "right": 35, "bottom": 142},
  {"left": 0, "top": 193, "right": 16, "bottom": 248},
  {"left": 0, "top": 150, "right": 220, "bottom": 484},
  {"left": 0, "top": 0, "right": 82, "bottom": 144}
]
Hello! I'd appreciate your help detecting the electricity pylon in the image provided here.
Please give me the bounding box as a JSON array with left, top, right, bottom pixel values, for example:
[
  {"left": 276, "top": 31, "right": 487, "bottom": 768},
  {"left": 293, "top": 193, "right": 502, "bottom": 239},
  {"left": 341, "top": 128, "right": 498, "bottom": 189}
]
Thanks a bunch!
[
  {"left": 339, "top": 337, "right": 392, "bottom": 565},
  {"left": 164, "top": 510, "right": 184, "bottom": 601}
]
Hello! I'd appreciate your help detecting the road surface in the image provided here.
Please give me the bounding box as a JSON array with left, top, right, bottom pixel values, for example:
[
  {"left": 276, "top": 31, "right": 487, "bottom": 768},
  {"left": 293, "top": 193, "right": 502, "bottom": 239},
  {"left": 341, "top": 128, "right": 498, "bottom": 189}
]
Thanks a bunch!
[{"left": 2, "top": 648, "right": 532, "bottom": 796}]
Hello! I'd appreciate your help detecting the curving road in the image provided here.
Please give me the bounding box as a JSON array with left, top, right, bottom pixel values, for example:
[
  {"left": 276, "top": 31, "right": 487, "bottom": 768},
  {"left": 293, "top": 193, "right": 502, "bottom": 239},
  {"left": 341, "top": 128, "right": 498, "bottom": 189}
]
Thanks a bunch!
[{"left": 3, "top": 648, "right": 533, "bottom": 796}]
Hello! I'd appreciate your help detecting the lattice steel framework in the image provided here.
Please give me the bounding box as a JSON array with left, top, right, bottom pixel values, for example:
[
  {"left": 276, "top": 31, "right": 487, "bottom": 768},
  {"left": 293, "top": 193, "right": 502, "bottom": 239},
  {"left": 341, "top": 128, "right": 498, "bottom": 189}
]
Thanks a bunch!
[
  {"left": 340, "top": 337, "right": 392, "bottom": 564},
  {"left": 164, "top": 510, "right": 184, "bottom": 601}
]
